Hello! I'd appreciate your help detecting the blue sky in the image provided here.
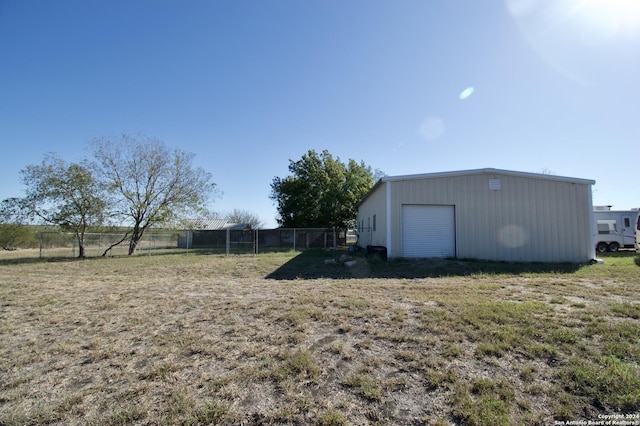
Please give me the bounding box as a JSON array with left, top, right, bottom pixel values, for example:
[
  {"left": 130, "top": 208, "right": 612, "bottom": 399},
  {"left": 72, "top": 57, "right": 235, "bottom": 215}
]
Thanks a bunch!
[{"left": 1, "top": 0, "right": 639, "bottom": 228}]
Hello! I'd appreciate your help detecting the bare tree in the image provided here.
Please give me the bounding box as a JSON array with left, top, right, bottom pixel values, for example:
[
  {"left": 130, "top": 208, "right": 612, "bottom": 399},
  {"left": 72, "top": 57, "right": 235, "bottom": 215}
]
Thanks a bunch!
[
  {"left": 224, "top": 208, "right": 264, "bottom": 229},
  {"left": 90, "top": 135, "right": 218, "bottom": 255}
]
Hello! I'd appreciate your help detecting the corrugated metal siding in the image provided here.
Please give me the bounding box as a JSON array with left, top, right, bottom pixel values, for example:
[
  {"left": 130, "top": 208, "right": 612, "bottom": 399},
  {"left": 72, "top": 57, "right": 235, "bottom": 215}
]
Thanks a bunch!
[
  {"left": 383, "top": 172, "right": 593, "bottom": 262},
  {"left": 356, "top": 182, "right": 387, "bottom": 248}
]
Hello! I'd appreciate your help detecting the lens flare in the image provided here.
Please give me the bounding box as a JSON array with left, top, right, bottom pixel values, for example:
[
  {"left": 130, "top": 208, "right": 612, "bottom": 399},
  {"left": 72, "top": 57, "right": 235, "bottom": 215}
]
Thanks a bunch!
[
  {"left": 459, "top": 87, "right": 474, "bottom": 100},
  {"left": 419, "top": 116, "right": 445, "bottom": 140},
  {"left": 497, "top": 225, "right": 529, "bottom": 248}
]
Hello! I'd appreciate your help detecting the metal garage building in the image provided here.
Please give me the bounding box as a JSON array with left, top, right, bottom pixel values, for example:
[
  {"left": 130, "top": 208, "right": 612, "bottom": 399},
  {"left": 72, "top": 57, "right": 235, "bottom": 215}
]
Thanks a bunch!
[{"left": 356, "top": 168, "right": 596, "bottom": 263}]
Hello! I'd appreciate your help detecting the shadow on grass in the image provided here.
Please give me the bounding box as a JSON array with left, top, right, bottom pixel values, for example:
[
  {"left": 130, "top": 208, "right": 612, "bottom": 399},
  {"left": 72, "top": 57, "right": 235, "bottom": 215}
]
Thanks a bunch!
[
  {"left": 0, "top": 248, "right": 195, "bottom": 266},
  {"left": 0, "top": 247, "right": 302, "bottom": 266},
  {"left": 265, "top": 249, "right": 585, "bottom": 280},
  {"left": 0, "top": 256, "right": 82, "bottom": 266}
]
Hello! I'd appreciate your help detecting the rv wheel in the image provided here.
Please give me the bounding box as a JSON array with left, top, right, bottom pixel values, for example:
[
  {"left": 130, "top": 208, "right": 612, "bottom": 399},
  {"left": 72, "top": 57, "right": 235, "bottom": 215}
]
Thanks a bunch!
[
  {"left": 596, "top": 242, "right": 609, "bottom": 253},
  {"left": 608, "top": 242, "right": 619, "bottom": 252}
]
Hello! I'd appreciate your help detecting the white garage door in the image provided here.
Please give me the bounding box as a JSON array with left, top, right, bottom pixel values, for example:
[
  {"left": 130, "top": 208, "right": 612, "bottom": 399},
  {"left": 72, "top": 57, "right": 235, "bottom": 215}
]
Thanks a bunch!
[{"left": 402, "top": 205, "right": 455, "bottom": 258}]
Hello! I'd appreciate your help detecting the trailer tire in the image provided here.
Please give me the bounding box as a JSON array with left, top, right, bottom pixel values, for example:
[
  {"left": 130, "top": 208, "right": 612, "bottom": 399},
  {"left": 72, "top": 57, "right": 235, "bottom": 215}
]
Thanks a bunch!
[
  {"left": 608, "top": 242, "right": 619, "bottom": 252},
  {"left": 596, "top": 242, "right": 609, "bottom": 253}
]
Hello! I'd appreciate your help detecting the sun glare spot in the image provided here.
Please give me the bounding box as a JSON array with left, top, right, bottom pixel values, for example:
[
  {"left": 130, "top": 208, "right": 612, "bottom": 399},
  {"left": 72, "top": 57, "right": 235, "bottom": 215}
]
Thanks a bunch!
[
  {"left": 506, "top": 0, "right": 640, "bottom": 84},
  {"left": 580, "top": 0, "right": 640, "bottom": 35},
  {"left": 507, "top": 0, "right": 640, "bottom": 38}
]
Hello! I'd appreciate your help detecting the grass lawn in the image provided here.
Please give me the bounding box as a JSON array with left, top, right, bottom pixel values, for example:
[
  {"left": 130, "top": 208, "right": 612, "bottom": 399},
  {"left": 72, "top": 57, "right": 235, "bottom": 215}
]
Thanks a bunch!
[{"left": 0, "top": 249, "right": 639, "bottom": 425}]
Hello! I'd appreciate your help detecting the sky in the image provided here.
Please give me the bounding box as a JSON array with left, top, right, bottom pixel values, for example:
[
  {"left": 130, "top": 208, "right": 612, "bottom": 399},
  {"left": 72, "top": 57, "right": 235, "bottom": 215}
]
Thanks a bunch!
[{"left": 1, "top": 0, "right": 639, "bottom": 228}]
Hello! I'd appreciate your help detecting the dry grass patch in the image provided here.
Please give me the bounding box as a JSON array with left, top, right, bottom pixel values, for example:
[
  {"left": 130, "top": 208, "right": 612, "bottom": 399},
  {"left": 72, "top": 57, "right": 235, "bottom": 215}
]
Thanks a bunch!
[{"left": 0, "top": 250, "right": 639, "bottom": 425}]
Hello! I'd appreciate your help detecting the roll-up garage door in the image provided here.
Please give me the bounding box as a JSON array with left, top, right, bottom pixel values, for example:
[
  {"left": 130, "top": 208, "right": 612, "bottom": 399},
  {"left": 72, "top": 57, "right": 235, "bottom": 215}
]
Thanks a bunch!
[{"left": 402, "top": 205, "right": 455, "bottom": 258}]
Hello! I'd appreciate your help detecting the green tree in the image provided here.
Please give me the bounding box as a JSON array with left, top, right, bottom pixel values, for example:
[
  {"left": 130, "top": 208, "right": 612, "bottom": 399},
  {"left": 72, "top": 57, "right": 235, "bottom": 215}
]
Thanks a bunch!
[
  {"left": 91, "top": 135, "right": 218, "bottom": 255},
  {"left": 15, "top": 154, "right": 105, "bottom": 257},
  {"left": 270, "top": 150, "right": 375, "bottom": 228},
  {"left": 0, "top": 223, "right": 34, "bottom": 250},
  {"left": 0, "top": 199, "right": 35, "bottom": 250}
]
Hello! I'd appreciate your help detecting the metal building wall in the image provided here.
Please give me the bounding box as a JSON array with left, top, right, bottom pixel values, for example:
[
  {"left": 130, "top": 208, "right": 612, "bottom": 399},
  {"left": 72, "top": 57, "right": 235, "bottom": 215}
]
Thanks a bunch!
[
  {"left": 356, "top": 181, "right": 388, "bottom": 248},
  {"left": 381, "top": 170, "right": 594, "bottom": 263}
]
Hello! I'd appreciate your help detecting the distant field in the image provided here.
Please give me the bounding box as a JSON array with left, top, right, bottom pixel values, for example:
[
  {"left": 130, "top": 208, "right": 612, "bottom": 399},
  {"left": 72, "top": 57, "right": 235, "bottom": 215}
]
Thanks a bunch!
[{"left": 1, "top": 250, "right": 639, "bottom": 425}]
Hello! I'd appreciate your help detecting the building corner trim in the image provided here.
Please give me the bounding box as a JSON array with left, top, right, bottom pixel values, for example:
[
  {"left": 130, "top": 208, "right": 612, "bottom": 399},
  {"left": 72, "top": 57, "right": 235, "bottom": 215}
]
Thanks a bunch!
[{"left": 386, "top": 182, "right": 392, "bottom": 258}]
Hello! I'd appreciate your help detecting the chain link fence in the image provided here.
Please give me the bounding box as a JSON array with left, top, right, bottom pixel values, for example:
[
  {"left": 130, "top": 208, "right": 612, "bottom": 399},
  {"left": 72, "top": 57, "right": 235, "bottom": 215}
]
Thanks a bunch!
[
  {"left": 180, "top": 228, "right": 348, "bottom": 255},
  {"left": 36, "top": 228, "right": 348, "bottom": 258},
  {"left": 38, "top": 232, "right": 180, "bottom": 258}
]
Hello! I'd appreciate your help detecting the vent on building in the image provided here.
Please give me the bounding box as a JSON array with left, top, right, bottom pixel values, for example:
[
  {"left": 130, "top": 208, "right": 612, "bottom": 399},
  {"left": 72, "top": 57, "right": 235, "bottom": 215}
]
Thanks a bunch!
[{"left": 489, "top": 178, "right": 501, "bottom": 191}]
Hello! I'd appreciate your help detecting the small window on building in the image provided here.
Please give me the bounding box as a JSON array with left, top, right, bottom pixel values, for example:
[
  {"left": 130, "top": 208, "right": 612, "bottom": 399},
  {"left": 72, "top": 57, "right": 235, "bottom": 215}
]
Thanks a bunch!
[{"left": 373, "top": 214, "right": 377, "bottom": 232}]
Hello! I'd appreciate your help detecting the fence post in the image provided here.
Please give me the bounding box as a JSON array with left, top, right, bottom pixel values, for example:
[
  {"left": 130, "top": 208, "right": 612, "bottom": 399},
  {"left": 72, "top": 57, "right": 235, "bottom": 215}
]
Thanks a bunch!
[
  {"left": 293, "top": 229, "right": 296, "bottom": 252},
  {"left": 333, "top": 227, "right": 337, "bottom": 255},
  {"left": 255, "top": 229, "right": 259, "bottom": 255},
  {"left": 226, "top": 228, "right": 230, "bottom": 256}
]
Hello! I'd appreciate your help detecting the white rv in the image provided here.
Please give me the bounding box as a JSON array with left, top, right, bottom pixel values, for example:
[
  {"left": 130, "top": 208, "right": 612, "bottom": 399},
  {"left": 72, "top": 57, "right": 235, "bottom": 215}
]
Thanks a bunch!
[
  {"left": 593, "top": 207, "right": 639, "bottom": 253},
  {"left": 635, "top": 213, "right": 640, "bottom": 252}
]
